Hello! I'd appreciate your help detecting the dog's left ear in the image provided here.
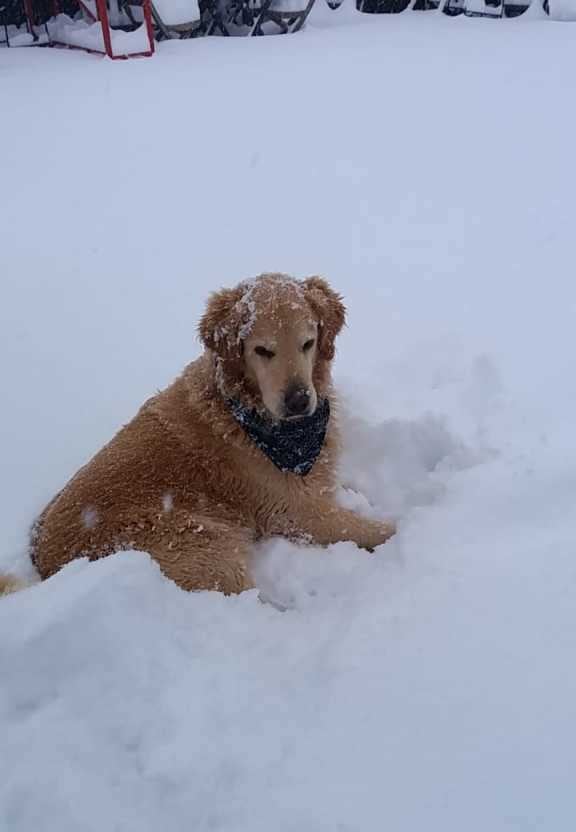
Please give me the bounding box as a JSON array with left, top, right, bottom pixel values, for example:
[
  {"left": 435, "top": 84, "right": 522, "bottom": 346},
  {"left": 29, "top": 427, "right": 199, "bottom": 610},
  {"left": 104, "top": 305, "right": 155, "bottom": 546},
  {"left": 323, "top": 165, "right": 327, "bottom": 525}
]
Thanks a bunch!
[
  {"left": 198, "top": 284, "right": 245, "bottom": 358},
  {"left": 303, "top": 277, "right": 346, "bottom": 361}
]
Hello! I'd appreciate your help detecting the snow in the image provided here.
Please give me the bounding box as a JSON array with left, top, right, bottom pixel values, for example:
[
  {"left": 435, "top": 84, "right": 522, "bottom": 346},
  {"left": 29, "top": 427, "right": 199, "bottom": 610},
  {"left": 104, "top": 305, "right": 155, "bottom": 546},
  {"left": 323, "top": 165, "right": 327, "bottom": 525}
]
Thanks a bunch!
[
  {"left": 46, "top": 14, "right": 152, "bottom": 55},
  {"left": 232, "top": 279, "right": 259, "bottom": 341},
  {"left": 233, "top": 275, "right": 306, "bottom": 342},
  {"left": 154, "top": 0, "right": 201, "bottom": 26},
  {"left": 548, "top": 0, "right": 576, "bottom": 20},
  {"left": 5, "top": 31, "right": 36, "bottom": 46},
  {"left": 2, "top": 6, "right": 576, "bottom": 831},
  {"left": 271, "top": 0, "right": 315, "bottom": 10},
  {"left": 80, "top": 506, "right": 99, "bottom": 529}
]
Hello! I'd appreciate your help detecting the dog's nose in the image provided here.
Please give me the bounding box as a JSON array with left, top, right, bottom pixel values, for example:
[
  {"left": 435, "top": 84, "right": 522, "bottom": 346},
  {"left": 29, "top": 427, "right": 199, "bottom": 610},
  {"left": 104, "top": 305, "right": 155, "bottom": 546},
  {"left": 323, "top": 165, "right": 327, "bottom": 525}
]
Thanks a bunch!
[{"left": 284, "top": 385, "right": 311, "bottom": 417}]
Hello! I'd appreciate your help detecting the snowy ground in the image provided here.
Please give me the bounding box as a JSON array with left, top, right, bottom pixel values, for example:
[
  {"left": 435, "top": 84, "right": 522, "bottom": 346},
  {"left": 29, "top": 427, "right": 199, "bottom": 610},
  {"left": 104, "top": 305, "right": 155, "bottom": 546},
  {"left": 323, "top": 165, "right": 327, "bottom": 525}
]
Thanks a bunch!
[{"left": 2, "top": 7, "right": 576, "bottom": 831}]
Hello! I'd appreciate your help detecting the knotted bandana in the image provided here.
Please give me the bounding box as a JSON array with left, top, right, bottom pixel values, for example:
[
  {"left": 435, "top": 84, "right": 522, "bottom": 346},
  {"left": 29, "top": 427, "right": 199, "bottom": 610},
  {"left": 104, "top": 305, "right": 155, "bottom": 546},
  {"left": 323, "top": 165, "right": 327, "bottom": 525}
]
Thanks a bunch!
[{"left": 228, "top": 398, "right": 330, "bottom": 476}]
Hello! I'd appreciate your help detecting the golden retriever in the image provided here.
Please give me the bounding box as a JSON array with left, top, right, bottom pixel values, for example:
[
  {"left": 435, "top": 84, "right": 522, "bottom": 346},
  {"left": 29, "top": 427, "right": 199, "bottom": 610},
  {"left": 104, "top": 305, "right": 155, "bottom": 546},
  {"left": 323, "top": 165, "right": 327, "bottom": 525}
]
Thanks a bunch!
[{"left": 3, "top": 274, "right": 394, "bottom": 596}]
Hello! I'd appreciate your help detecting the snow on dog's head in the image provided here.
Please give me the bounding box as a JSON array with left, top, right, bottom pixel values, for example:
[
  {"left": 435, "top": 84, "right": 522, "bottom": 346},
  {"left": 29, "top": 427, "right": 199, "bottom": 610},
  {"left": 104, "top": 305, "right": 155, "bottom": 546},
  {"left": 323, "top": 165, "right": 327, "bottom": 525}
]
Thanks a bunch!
[{"left": 198, "top": 274, "right": 346, "bottom": 420}]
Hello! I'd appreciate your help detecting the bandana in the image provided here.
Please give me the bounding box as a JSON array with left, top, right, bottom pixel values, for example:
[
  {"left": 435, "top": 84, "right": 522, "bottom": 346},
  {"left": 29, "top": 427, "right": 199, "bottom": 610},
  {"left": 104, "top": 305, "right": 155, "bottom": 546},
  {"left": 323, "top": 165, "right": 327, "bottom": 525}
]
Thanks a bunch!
[{"left": 228, "top": 397, "right": 330, "bottom": 476}]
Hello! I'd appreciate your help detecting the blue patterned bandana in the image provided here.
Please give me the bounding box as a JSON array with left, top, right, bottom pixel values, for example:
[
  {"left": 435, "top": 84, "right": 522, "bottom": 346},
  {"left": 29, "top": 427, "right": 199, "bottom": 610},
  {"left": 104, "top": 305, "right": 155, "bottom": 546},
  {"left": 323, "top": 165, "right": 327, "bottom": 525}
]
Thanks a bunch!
[{"left": 228, "top": 398, "right": 330, "bottom": 476}]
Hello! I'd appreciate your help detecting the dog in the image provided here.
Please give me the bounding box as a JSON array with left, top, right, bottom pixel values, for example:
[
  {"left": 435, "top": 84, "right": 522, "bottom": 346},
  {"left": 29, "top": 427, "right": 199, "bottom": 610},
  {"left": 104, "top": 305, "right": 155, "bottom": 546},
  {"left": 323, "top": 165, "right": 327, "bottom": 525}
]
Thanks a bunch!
[{"left": 4, "top": 274, "right": 395, "bottom": 596}]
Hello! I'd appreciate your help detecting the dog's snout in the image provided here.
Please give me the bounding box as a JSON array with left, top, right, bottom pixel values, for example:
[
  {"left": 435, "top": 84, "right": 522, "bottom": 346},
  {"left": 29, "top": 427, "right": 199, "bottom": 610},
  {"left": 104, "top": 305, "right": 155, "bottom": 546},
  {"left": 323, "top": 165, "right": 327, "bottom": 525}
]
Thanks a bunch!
[{"left": 284, "top": 385, "right": 311, "bottom": 417}]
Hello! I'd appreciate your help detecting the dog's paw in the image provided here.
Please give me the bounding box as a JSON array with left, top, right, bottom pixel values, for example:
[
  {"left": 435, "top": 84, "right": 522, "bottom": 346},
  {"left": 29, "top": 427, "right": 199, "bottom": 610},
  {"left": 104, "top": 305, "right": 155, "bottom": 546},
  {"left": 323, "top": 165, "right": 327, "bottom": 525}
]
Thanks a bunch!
[{"left": 362, "top": 519, "right": 396, "bottom": 552}]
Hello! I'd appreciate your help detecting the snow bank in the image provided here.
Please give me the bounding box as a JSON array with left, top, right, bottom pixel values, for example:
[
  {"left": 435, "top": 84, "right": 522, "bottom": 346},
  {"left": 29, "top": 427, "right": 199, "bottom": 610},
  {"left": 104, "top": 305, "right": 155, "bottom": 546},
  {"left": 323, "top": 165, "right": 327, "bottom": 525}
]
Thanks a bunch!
[
  {"left": 548, "top": 0, "right": 576, "bottom": 19},
  {"left": 154, "top": 0, "right": 201, "bottom": 25},
  {"left": 47, "top": 14, "right": 151, "bottom": 55},
  {"left": 3, "top": 422, "right": 576, "bottom": 831}
]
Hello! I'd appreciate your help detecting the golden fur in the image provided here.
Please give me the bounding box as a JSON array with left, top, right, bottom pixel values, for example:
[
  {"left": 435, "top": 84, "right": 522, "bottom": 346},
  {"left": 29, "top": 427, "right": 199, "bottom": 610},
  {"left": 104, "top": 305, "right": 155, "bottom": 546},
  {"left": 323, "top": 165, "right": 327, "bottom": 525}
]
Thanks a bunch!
[
  {"left": 0, "top": 575, "right": 26, "bottom": 597},
  {"left": 12, "top": 274, "right": 395, "bottom": 595}
]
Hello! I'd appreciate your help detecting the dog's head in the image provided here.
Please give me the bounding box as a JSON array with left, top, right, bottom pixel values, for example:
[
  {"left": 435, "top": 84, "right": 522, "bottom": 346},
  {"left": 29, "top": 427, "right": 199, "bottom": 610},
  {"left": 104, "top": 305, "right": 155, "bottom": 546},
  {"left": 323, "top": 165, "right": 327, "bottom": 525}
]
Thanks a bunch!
[{"left": 198, "top": 274, "right": 346, "bottom": 420}]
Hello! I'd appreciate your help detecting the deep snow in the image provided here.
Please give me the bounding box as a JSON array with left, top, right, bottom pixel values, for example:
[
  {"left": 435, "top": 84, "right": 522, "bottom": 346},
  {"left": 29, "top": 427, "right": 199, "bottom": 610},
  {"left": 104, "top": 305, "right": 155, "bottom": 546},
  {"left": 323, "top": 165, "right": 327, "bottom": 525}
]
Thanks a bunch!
[{"left": 2, "top": 7, "right": 576, "bottom": 831}]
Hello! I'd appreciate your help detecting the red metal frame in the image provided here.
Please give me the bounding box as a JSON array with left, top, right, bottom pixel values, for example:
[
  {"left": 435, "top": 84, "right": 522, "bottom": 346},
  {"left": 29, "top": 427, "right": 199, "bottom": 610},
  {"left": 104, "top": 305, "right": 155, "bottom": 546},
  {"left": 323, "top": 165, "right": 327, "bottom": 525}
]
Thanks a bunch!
[
  {"left": 96, "top": 0, "right": 114, "bottom": 55},
  {"left": 141, "top": 0, "right": 155, "bottom": 57},
  {"left": 27, "top": 0, "right": 155, "bottom": 58}
]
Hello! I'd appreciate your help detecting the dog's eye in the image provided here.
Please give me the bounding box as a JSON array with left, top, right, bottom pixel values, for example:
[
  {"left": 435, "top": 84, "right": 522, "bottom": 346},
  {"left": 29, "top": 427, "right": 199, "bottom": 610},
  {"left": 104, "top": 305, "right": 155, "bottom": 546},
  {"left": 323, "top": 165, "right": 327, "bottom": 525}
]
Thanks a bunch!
[
  {"left": 254, "top": 346, "right": 275, "bottom": 359},
  {"left": 302, "top": 339, "right": 315, "bottom": 352}
]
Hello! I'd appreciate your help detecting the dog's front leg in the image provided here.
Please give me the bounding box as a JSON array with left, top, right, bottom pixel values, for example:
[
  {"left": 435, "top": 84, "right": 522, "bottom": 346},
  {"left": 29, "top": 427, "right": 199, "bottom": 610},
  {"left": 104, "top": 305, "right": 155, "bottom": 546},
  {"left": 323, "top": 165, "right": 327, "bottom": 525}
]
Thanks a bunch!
[{"left": 289, "top": 502, "right": 395, "bottom": 552}]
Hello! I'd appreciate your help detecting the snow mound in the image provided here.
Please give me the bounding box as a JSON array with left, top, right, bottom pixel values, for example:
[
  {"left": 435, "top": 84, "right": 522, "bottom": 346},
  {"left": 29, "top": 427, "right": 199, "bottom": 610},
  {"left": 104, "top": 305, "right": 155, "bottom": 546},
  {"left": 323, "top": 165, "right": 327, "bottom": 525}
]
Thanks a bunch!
[
  {"left": 339, "top": 411, "right": 481, "bottom": 518},
  {"left": 0, "top": 410, "right": 482, "bottom": 831}
]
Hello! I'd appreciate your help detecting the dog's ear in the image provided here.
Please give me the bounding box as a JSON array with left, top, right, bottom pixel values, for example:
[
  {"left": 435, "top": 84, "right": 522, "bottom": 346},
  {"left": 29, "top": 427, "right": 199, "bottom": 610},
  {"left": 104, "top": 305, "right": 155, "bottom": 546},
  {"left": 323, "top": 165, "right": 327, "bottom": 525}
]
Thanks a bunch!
[
  {"left": 198, "top": 285, "right": 245, "bottom": 358},
  {"left": 303, "top": 277, "right": 346, "bottom": 361}
]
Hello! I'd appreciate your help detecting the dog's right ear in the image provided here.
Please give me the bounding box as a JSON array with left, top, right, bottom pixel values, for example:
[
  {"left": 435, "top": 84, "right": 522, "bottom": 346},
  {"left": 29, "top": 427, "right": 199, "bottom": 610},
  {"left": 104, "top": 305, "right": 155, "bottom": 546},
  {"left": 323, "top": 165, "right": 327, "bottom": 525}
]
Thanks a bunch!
[{"left": 198, "top": 285, "right": 246, "bottom": 358}]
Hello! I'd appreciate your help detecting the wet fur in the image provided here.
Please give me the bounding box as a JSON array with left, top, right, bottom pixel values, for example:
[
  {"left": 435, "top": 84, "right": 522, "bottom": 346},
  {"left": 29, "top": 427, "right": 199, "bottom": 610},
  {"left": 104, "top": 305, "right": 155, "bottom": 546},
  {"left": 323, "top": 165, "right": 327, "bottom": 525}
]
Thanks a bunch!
[{"left": 24, "top": 274, "right": 395, "bottom": 594}]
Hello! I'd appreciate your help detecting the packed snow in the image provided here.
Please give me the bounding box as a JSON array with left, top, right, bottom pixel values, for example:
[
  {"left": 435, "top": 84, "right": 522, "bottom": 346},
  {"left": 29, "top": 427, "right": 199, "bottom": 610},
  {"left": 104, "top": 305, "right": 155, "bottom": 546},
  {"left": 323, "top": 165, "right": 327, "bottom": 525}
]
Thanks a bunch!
[
  {"left": 46, "top": 14, "right": 153, "bottom": 55},
  {"left": 2, "top": 6, "right": 576, "bottom": 831}
]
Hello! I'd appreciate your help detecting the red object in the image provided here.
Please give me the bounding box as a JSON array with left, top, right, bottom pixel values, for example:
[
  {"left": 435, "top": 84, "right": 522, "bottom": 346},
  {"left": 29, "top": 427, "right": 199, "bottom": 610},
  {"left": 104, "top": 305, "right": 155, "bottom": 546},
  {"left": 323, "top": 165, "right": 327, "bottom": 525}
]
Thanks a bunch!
[
  {"left": 26, "top": 0, "right": 155, "bottom": 59},
  {"left": 96, "top": 0, "right": 115, "bottom": 56}
]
